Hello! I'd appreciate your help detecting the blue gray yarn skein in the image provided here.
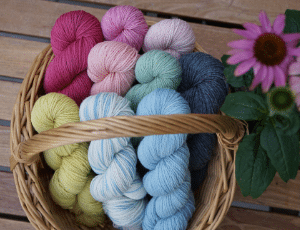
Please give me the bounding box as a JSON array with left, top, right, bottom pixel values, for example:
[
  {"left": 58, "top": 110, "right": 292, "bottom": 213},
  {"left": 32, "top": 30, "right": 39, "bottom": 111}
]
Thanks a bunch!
[
  {"left": 79, "top": 93, "right": 147, "bottom": 229},
  {"left": 136, "top": 88, "right": 195, "bottom": 230},
  {"left": 177, "top": 52, "right": 228, "bottom": 171}
]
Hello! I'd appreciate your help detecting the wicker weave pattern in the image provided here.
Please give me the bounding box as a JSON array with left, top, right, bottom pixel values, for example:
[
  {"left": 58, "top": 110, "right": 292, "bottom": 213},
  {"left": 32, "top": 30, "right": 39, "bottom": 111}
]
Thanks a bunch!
[{"left": 10, "top": 22, "right": 246, "bottom": 230}]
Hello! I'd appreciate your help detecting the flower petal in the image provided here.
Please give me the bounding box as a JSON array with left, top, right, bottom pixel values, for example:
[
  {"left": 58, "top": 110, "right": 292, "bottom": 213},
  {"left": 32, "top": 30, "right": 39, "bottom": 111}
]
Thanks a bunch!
[
  {"left": 243, "top": 22, "right": 262, "bottom": 36},
  {"left": 234, "top": 58, "right": 256, "bottom": 76},
  {"left": 227, "top": 39, "right": 255, "bottom": 49},
  {"left": 282, "top": 33, "right": 300, "bottom": 44},
  {"left": 259, "top": 11, "right": 272, "bottom": 33},
  {"left": 261, "top": 67, "right": 274, "bottom": 92},
  {"left": 253, "top": 62, "right": 262, "bottom": 75},
  {"left": 279, "top": 56, "right": 293, "bottom": 73},
  {"left": 227, "top": 51, "right": 254, "bottom": 65},
  {"left": 273, "top": 14, "right": 285, "bottom": 35},
  {"left": 289, "top": 61, "right": 300, "bottom": 75},
  {"left": 289, "top": 76, "right": 300, "bottom": 94},
  {"left": 289, "top": 47, "right": 300, "bottom": 56},
  {"left": 274, "top": 66, "right": 286, "bottom": 87},
  {"left": 250, "top": 65, "right": 268, "bottom": 90},
  {"left": 232, "top": 29, "right": 259, "bottom": 40}
]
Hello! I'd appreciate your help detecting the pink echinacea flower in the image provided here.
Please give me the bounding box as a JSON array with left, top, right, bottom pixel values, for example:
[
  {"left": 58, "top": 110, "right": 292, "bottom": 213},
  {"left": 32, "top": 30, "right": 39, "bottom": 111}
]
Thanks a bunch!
[{"left": 227, "top": 11, "right": 300, "bottom": 93}]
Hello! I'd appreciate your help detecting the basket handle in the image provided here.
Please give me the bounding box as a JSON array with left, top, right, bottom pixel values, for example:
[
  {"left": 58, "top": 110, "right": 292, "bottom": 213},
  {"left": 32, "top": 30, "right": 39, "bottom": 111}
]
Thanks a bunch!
[{"left": 10, "top": 113, "right": 244, "bottom": 170}]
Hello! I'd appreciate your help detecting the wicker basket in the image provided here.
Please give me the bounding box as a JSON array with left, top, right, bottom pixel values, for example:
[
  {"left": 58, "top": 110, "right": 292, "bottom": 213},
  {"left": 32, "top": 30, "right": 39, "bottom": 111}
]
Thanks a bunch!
[{"left": 9, "top": 20, "right": 245, "bottom": 230}]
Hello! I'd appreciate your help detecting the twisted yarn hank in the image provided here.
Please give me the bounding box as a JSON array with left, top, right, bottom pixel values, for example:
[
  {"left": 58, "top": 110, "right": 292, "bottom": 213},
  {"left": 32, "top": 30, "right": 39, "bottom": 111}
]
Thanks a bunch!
[
  {"left": 31, "top": 93, "right": 104, "bottom": 227},
  {"left": 87, "top": 41, "right": 139, "bottom": 96},
  {"left": 143, "top": 18, "right": 195, "bottom": 59},
  {"left": 125, "top": 50, "right": 182, "bottom": 112},
  {"left": 101, "top": 5, "right": 148, "bottom": 51},
  {"left": 44, "top": 10, "right": 104, "bottom": 106},
  {"left": 79, "top": 92, "right": 147, "bottom": 229},
  {"left": 136, "top": 88, "right": 195, "bottom": 230},
  {"left": 177, "top": 52, "right": 228, "bottom": 174}
]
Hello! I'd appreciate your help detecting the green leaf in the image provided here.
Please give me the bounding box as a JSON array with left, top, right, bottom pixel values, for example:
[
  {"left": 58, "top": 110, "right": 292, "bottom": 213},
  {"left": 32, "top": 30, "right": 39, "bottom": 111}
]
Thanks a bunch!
[
  {"left": 220, "top": 92, "right": 268, "bottom": 120},
  {"left": 221, "top": 55, "right": 230, "bottom": 68},
  {"left": 221, "top": 55, "right": 255, "bottom": 88},
  {"left": 236, "top": 133, "right": 276, "bottom": 198},
  {"left": 272, "top": 109, "right": 300, "bottom": 135},
  {"left": 284, "top": 9, "right": 300, "bottom": 34},
  {"left": 260, "top": 122, "right": 300, "bottom": 182},
  {"left": 284, "top": 9, "right": 300, "bottom": 47}
]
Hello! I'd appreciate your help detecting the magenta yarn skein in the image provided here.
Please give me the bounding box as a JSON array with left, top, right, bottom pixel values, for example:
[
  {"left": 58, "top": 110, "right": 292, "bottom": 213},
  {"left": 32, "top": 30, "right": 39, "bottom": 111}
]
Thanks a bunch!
[
  {"left": 87, "top": 41, "right": 140, "bottom": 96},
  {"left": 101, "top": 5, "right": 148, "bottom": 51},
  {"left": 44, "top": 10, "right": 104, "bottom": 106},
  {"left": 143, "top": 18, "right": 195, "bottom": 59}
]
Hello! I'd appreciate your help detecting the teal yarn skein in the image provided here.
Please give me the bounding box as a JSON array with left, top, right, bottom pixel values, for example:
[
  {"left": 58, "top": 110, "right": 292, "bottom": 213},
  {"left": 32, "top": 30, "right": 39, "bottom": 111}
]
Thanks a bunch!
[
  {"left": 136, "top": 88, "right": 195, "bottom": 230},
  {"left": 79, "top": 93, "right": 147, "bottom": 229},
  {"left": 125, "top": 50, "right": 182, "bottom": 112}
]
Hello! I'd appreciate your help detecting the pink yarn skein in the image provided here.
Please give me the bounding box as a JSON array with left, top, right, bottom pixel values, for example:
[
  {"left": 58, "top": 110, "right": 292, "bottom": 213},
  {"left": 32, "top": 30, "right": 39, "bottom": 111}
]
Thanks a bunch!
[
  {"left": 88, "top": 41, "right": 139, "bottom": 96},
  {"left": 44, "top": 10, "right": 104, "bottom": 106},
  {"left": 142, "top": 18, "right": 196, "bottom": 59},
  {"left": 101, "top": 5, "right": 148, "bottom": 51}
]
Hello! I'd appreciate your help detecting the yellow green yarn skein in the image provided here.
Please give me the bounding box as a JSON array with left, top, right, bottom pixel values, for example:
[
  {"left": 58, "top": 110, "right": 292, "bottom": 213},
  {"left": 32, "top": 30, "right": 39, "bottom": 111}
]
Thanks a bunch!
[{"left": 31, "top": 92, "right": 105, "bottom": 226}]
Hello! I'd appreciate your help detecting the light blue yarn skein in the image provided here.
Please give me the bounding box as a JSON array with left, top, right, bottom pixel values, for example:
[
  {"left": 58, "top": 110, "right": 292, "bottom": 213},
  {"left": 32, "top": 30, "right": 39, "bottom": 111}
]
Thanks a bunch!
[
  {"left": 136, "top": 88, "right": 195, "bottom": 230},
  {"left": 79, "top": 92, "right": 148, "bottom": 229},
  {"left": 125, "top": 50, "right": 182, "bottom": 112}
]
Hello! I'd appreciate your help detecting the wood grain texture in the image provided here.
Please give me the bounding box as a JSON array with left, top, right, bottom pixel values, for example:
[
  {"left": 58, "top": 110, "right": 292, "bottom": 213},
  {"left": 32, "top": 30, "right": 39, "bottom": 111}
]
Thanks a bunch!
[
  {"left": 217, "top": 207, "right": 300, "bottom": 230},
  {"left": 0, "top": 219, "right": 34, "bottom": 230},
  {"left": 0, "top": 36, "right": 48, "bottom": 79},
  {"left": 234, "top": 171, "right": 300, "bottom": 212},
  {"left": 78, "top": 0, "right": 300, "bottom": 26},
  {"left": 0, "top": 80, "right": 20, "bottom": 121},
  {"left": 0, "top": 0, "right": 240, "bottom": 59},
  {"left": 0, "top": 172, "right": 26, "bottom": 216},
  {"left": 0, "top": 126, "right": 10, "bottom": 168}
]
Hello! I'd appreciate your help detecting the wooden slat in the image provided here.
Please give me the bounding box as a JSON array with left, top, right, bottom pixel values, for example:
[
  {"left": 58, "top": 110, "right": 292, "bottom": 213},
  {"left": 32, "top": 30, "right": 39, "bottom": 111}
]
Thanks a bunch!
[
  {"left": 0, "top": 36, "right": 48, "bottom": 79},
  {"left": 0, "top": 172, "right": 26, "bottom": 216},
  {"left": 0, "top": 126, "right": 10, "bottom": 168},
  {"left": 217, "top": 207, "right": 300, "bottom": 230},
  {"left": 0, "top": 219, "right": 34, "bottom": 230},
  {"left": 234, "top": 171, "right": 300, "bottom": 212},
  {"left": 0, "top": 80, "right": 20, "bottom": 121},
  {"left": 76, "top": 0, "right": 300, "bottom": 26},
  {"left": 0, "top": 0, "right": 240, "bottom": 60}
]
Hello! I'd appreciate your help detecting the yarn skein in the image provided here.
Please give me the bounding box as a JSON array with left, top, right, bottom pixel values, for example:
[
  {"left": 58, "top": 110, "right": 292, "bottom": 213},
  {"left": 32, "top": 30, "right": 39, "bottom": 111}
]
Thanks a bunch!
[
  {"left": 143, "top": 18, "right": 195, "bottom": 59},
  {"left": 101, "top": 5, "right": 148, "bottom": 51},
  {"left": 87, "top": 41, "right": 139, "bottom": 96},
  {"left": 136, "top": 88, "right": 195, "bottom": 230},
  {"left": 31, "top": 93, "right": 104, "bottom": 227},
  {"left": 79, "top": 93, "right": 147, "bottom": 229},
  {"left": 44, "top": 10, "right": 104, "bottom": 106},
  {"left": 177, "top": 52, "right": 229, "bottom": 173},
  {"left": 125, "top": 50, "right": 182, "bottom": 112}
]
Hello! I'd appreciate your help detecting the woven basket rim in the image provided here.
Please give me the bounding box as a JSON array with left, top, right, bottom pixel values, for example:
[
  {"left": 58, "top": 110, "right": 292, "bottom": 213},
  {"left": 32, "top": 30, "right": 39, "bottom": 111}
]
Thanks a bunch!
[{"left": 9, "top": 19, "right": 246, "bottom": 230}]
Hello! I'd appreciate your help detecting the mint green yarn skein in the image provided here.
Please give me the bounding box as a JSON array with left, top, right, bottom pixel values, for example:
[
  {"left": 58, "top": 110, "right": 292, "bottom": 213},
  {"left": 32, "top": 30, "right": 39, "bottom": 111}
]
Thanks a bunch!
[{"left": 125, "top": 50, "right": 182, "bottom": 111}]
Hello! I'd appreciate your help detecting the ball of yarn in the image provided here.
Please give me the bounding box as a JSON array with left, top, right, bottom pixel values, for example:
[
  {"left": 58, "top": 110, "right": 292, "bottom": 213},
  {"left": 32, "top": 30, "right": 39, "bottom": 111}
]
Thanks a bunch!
[
  {"left": 31, "top": 92, "right": 80, "bottom": 170},
  {"left": 74, "top": 173, "right": 106, "bottom": 227},
  {"left": 79, "top": 92, "right": 147, "bottom": 229},
  {"left": 87, "top": 41, "right": 139, "bottom": 96},
  {"left": 101, "top": 5, "right": 148, "bottom": 51},
  {"left": 136, "top": 88, "right": 195, "bottom": 229},
  {"left": 31, "top": 93, "right": 104, "bottom": 227},
  {"left": 143, "top": 18, "right": 195, "bottom": 59},
  {"left": 190, "top": 163, "right": 209, "bottom": 192},
  {"left": 125, "top": 50, "right": 182, "bottom": 111},
  {"left": 177, "top": 52, "right": 228, "bottom": 173},
  {"left": 44, "top": 10, "right": 104, "bottom": 105}
]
